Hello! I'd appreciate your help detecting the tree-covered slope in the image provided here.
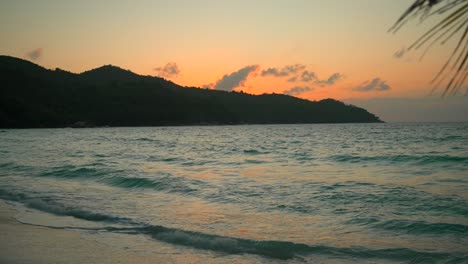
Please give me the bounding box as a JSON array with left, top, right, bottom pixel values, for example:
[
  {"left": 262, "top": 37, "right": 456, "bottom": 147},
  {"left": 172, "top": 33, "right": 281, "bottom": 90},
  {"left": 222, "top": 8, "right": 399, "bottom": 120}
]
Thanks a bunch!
[{"left": 0, "top": 55, "right": 382, "bottom": 128}]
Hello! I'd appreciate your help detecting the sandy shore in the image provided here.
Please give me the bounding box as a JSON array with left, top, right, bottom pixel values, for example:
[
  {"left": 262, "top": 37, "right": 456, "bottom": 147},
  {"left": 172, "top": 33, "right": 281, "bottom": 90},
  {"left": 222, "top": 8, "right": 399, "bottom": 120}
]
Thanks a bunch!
[
  {"left": 0, "top": 200, "right": 182, "bottom": 264},
  {"left": 0, "top": 200, "right": 268, "bottom": 264}
]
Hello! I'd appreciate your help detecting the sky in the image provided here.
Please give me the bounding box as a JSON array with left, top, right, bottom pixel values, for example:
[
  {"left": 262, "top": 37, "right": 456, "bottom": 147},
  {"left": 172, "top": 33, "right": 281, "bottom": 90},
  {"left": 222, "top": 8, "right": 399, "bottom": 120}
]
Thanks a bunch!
[{"left": 0, "top": 0, "right": 467, "bottom": 122}]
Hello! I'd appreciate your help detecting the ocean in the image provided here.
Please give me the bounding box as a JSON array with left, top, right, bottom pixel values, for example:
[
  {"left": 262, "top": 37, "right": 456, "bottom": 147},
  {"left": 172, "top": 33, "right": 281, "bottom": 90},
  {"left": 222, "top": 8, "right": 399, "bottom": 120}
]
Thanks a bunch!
[{"left": 0, "top": 123, "right": 467, "bottom": 263}]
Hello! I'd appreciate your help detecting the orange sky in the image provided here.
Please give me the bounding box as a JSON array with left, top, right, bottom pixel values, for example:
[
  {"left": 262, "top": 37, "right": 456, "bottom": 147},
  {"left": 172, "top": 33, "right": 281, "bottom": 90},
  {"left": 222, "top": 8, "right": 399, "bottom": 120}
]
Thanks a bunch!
[{"left": 0, "top": 0, "right": 466, "bottom": 121}]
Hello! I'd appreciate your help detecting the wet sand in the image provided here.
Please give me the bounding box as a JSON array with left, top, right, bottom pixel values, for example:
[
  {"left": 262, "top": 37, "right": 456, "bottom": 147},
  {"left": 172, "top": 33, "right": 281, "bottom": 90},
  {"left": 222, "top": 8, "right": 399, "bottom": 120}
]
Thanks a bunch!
[
  {"left": 0, "top": 200, "right": 266, "bottom": 264},
  {"left": 0, "top": 200, "right": 179, "bottom": 264}
]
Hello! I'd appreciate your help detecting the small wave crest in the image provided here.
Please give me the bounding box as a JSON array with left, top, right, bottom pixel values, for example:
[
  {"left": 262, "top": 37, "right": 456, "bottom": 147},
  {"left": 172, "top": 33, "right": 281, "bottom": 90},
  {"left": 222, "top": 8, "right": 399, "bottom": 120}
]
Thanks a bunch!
[
  {"left": 312, "top": 183, "right": 468, "bottom": 217},
  {"left": 0, "top": 189, "right": 129, "bottom": 223},
  {"left": 99, "top": 175, "right": 203, "bottom": 193},
  {"left": 22, "top": 222, "right": 467, "bottom": 262},
  {"left": 133, "top": 137, "right": 160, "bottom": 143},
  {"left": 431, "top": 135, "right": 465, "bottom": 142},
  {"left": 35, "top": 164, "right": 208, "bottom": 194},
  {"left": 243, "top": 149, "right": 269, "bottom": 155},
  {"left": 0, "top": 162, "right": 13, "bottom": 168},
  {"left": 0, "top": 162, "right": 34, "bottom": 174},
  {"left": 100, "top": 226, "right": 468, "bottom": 262},
  {"left": 372, "top": 219, "right": 468, "bottom": 236},
  {"left": 348, "top": 217, "right": 468, "bottom": 236},
  {"left": 330, "top": 154, "right": 468, "bottom": 165},
  {"left": 39, "top": 164, "right": 115, "bottom": 179}
]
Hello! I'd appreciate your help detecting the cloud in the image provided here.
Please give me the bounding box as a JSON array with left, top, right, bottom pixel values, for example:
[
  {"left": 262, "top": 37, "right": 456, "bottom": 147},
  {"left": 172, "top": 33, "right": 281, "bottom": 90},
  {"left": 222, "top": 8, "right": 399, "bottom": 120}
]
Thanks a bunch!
[
  {"left": 394, "top": 47, "right": 407, "bottom": 59},
  {"left": 315, "top": 73, "right": 343, "bottom": 86},
  {"left": 283, "top": 86, "right": 313, "bottom": 96},
  {"left": 354, "top": 78, "right": 391, "bottom": 92},
  {"left": 260, "top": 65, "right": 342, "bottom": 88},
  {"left": 261, "top": 64, "right": 306, "bottom": 77},
  {"left": 301, "top": 70, "right": 316, "bottom": 82},
  {"left": 202, "top": 83, "right": 214, "bottom": 89},
  {"left": 213, "top": 65, "right": 259, "bottom": 91},
  {"left": 26, "top": 48, "right": 43, "bottom": 61},
  {"left": 154, "top": 62, "right": 180, "bottom": 78},
  {"left": 206, "top": 64, "right": 344, "bottom": 92}
]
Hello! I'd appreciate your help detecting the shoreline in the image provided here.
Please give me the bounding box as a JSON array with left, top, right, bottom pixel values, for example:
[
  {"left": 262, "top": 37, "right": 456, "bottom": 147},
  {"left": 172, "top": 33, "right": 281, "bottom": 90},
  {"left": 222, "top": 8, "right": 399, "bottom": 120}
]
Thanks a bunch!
[
  {"left": 0, "top": 200, "right": 176, "bottom": 264},
  {"left": 0, "top": 200, "right": 267, "bottom": 264}
]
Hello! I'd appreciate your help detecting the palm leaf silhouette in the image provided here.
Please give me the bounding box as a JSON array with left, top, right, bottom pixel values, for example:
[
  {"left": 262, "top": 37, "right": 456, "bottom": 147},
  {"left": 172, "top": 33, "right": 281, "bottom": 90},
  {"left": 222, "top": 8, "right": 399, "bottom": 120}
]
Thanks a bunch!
[{"left": 389, "top": 0, "right": 468, "bottom": 95}]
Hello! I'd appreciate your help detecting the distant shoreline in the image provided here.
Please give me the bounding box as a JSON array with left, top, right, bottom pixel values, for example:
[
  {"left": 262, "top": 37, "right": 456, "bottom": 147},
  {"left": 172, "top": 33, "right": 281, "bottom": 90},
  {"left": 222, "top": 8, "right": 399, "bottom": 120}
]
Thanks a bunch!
[
  {"left": 1, "top": 121, "right": 385, "bottom": 129},
  {"left": 1, "top": 55, "right": 382, "bottom": 128}
]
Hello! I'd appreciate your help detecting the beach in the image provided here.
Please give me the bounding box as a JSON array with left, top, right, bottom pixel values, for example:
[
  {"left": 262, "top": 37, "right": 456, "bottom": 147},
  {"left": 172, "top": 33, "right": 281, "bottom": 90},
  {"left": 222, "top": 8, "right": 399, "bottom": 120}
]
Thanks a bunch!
[
  {"left": 0, "top": 200, "right": 272, "bottom": 264},
  {"left": 0, "top": 200, "right": 173, "bottom": 264}
]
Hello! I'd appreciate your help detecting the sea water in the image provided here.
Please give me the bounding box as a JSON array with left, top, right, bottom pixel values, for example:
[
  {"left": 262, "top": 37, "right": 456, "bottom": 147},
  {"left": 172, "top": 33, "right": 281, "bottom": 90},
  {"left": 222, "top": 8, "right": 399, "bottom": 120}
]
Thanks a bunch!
[{"left": 0, "top": 123, "right": 467, "bottom": 263}]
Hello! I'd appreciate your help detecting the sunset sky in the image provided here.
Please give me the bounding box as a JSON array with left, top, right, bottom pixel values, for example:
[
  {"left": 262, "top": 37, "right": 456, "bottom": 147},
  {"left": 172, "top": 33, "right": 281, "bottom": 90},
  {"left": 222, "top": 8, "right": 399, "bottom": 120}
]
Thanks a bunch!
[{"left": 1, "top": 0, "right": 466, "bottom": 122}]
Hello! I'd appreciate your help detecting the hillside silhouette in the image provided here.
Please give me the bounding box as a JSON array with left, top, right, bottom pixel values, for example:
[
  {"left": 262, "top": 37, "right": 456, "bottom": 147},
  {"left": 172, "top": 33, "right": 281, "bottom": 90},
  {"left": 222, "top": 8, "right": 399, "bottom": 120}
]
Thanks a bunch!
[{"left": 0, "top": 55, "right": 382, "bottom": 128}]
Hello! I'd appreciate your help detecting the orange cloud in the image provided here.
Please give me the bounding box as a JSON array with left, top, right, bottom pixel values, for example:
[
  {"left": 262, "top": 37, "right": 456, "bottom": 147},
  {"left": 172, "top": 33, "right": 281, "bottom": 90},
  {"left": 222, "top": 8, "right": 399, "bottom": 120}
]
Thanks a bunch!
[
  {"left": 209, "top": 65, "right": 259, "bottom": 91},
  {"left": 26, "top": 48, "right": 43, "bottom": 61}
]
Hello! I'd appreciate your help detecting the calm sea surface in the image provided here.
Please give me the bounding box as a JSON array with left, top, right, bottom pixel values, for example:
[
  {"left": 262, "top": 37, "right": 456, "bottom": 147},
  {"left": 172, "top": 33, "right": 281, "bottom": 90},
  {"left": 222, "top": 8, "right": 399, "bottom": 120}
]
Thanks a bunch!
[{"left": 0, "top": 123, "right": 467, "bottom": 263}]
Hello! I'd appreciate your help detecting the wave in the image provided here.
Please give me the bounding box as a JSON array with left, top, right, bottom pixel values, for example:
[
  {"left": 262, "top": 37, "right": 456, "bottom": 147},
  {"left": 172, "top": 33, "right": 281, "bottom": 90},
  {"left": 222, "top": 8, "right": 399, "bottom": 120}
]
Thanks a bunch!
[
  {"left": 430, "top": 135, "right": 465, "bottom": 142},
  {"left": 312, "top": 183, "right": 468, "bottom": 217},
  {"left": 134, "top": 137, "right": 160, "bottom": 142},
  {"left": 349, "top": 217, "right": 468, "bottom": 236},
  {"left": 36, "top": 164, "right": 208, "bottom": 194},
  {"left": 160, "top": 157, "right": 184, "bottom": 162},
  {"left": 121, "top": 226, "right": 462, "bottom": 261},
  {"left": 16, "top": 219, "right": 466, "bottom": 262},
  {"left": 93, "top": 153, "right": 109, "bottom": 158},
  {"left": 243, "top": 149, "right": 269, "bottom": 155},
  {"left": 0, "top": 162, "right": 36, "bottom": 176},
  {"left": 244, "top": 159, "right": 266, "bottom": 164},
  {"left": 0, "top": 162, "right": 16, "bottom": 169},
  {"left": 7, "top": 164, "right": 468, "bottom": 220},
  {"left": 39, "top": 165, "right": 115, "bottom": 179},
  {"left": 99, "top": 175, "right": 202, "bottom": 193},
  {"left": 0, "top": 189, "right": 129, "bottom": 223},
  {"left": 7, "top": 162, "right": 468, "bottom": 218},
  {"left": 373, "top": 219, "right": 468, "bottom": 236},
  {"left": 1, "top": 190, "right": 466, "bottom": 261},
  {"left": 330, "top": 154, "right": 468, "bottom": 165}
]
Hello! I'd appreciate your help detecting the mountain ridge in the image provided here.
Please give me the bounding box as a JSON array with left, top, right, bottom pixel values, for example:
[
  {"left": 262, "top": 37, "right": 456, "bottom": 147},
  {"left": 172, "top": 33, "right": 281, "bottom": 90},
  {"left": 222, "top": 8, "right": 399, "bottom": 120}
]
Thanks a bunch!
[{"left": 0, "top": 55, "right": 382, "bottom": 128}]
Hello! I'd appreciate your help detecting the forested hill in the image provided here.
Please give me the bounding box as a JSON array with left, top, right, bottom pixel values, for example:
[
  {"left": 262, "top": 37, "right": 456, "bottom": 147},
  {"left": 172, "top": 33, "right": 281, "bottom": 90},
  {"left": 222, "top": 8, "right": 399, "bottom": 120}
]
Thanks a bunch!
[{"left": 0, "top": 55, "right": 382, "bottom": 128}]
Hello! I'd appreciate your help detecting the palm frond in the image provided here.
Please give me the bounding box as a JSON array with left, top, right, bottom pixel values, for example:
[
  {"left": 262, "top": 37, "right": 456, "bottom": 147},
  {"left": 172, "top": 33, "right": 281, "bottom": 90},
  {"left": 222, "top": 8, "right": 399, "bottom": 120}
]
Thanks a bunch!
[{"left": 390, "top": 0, "right": 468, "bottom": 95}]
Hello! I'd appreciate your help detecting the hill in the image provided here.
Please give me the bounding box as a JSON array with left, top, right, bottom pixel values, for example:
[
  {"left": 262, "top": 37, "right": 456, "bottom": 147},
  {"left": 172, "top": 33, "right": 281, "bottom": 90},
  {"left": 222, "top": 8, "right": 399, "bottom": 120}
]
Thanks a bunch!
[{"left": 0, "top": 55, "right": 382, "bottom": 128}]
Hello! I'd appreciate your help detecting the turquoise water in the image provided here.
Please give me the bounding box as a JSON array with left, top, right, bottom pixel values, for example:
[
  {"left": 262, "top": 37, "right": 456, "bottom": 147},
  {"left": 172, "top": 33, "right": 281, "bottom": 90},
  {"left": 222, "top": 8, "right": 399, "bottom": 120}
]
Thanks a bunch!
[{"left": 0, "top": 123, "right": 467, "bottom": 263}]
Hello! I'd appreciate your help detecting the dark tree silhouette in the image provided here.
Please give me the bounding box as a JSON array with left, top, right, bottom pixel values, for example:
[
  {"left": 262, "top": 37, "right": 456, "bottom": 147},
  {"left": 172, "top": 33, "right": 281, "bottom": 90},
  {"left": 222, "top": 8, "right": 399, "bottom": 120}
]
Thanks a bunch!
[
  {"left": 0, "top": 55, "right": 382, "bottom": 128},
  {"left": 389, "top": 0, "right": 467, "bottom": 95}
]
